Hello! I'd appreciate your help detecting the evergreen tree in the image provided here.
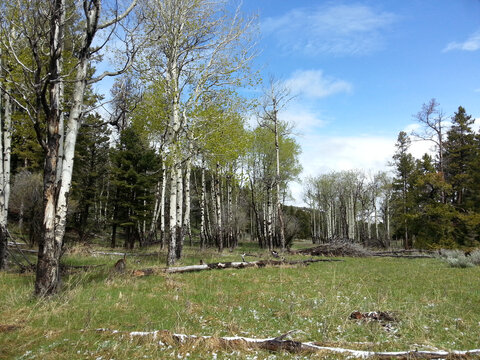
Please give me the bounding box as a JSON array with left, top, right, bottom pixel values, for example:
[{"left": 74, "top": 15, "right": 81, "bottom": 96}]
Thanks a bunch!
[
  {"left": 391, "top": 131, "right": 416, "bottom": 248},
  {"left": 410, "top": 154, "right": 456, "bottom": 248},
  {"left": 444, "top": 106, "right": 476, "bottom": 209},
  {"left": 110, "top": 127, "right": 158, "bottom": 249},
  {"left": 70, "top": 114, "right": 111, "bottom": 240}
]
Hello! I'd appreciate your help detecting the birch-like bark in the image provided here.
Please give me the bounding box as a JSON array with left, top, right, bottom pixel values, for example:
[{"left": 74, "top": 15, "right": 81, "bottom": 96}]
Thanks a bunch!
[
  {"left": 183, "top": 154, "right": 192, "bottom": 247},
  {"left": 326, "top": 204, "right": 332, "bottom": 240},
  {"left": 226, "top": 174, "right": 233, "bottom": 249},
  {"left": 35, "top": 0, "right": 138, "bottom": 295},
  {"left": 200, "top": 165, "right": 206, "bottom": 249},
  {"left": 266, "top": 186, "right": 273, "bottom": 250},
  {"left": 215, "top": 163, "right": 223, "bottom": 252},
  {"left": 312, "top": 207, "right": 316, "bottom": 243},
  {"left": 34, "top": 0, "right": 65, "bottom": 295},
  {"left": 175, "top": 164, "right": 183, "bottom": 259},
  {"left": 386, "top": 197, "right": 390, "bottom": 246},
  {"left": 367, "top": 210, "right": 372, "bottom": 240},
  {"left": 348, "top": 194, "right": 355, "bottom": 240},
  {"left": 167, "top": 161, "right": 178, "bottom": 266},
  {"left": 0, "top": 52, "right": 12, "bottom": 270},
  {"left": 160, "top": 159, "right": 166, "bottom": 248},
  {"left": 149, "top": 179, "right": 162, "bottom": 241},
  {"left": 274, "top": 108, "right": 286, "bottom": 250}
]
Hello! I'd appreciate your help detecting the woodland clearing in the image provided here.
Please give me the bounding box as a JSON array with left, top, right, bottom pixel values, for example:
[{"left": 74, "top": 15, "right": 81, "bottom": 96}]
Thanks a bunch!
[{"left": 1, "top": 240, "right": 480, "bottom": 359}]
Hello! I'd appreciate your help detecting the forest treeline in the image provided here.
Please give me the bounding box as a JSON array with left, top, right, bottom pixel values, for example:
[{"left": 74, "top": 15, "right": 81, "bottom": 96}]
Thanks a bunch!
[{"left": 305, "top": 101, "right": 480, "bottom": 249}]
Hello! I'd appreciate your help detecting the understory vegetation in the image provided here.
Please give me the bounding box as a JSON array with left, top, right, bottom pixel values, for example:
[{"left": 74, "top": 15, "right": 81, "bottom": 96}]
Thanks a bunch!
[{"left": 1, "top": 241, "right": 480, "bottom": 359}]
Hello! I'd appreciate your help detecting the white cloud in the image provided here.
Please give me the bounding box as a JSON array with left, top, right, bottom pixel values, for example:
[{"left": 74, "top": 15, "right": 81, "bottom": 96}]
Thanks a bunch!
[
  {"left": 286, "top": 128, "right": 437, "bottom": 206},
  {"left": 443, "top": 30, "right": 480, "bottom": 52},
  {"left": 285, "top": 70, "right": 352, "bottom": 99},
  {"left": 280, "top": 107, "right": 327, "bottom": 133},
  {"left": 286, "top": 134, "right": 395, "bottom": 206},
  {"left": 262, "top": 4, "right": 397, "bottom": 56}
]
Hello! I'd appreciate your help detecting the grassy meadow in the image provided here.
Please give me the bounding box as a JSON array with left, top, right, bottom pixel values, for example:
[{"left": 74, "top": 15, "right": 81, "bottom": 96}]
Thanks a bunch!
[{"left": 1, "top": 241, "right": 480, "bottom": 359}]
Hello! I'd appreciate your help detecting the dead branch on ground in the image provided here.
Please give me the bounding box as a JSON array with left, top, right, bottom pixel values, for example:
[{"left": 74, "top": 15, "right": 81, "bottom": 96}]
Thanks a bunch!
[{"left": 94, "top": 328, "right": 480, "bottom": 359}]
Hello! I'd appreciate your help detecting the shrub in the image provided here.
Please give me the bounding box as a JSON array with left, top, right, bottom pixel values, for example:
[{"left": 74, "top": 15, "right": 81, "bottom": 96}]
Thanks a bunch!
[
  {"left": 469, "top": 250, "right": 480, "bottom": 266},
  {"left": 437, "top": 249, "right": 475, "bottom": 268}
]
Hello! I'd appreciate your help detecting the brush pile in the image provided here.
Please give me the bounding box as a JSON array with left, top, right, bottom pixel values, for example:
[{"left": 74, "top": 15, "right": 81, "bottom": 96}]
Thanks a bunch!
[{"left": 293, "top": 240, "right": 373, "bottom": 257}]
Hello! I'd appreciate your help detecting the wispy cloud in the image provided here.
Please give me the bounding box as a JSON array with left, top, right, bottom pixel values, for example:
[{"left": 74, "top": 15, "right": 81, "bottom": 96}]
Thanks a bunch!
[
  {"left": 285, "top": 70, "right": 353, "bottom": 99},
  {"left": 280, "top": 106, "right": 328, "bottom": 133},
  {"left": 262, "top": 4, "right": 397, "bottom": 56},
  {"left": 443, "top": 30, "right": 480, "bottom": 52}
]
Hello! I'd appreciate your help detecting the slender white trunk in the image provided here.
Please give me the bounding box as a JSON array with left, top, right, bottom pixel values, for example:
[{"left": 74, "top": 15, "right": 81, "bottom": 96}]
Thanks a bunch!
[
  {"left": 167, "top": 160, "right": 177, "bottom": 266},
  {"left": 149, "top": 179, "right": 161, "bottom": 238},
  {"left": 175, "top": 163, "right": 183, "bottom": 259},
  {"left": 367, "top": 209, "right": 372, "bottom": 240},
  {"left": 266, "top": 186, "right": 273, "bottom": 249},
  {"left": 2, "top": 82, "right": 11, "bottom": 212},
  {"left": 326, "top": 205, "right": 332, "bottom": 240},
  {"left": 226, "top": 175, "right": 233, "bottom": 248},
  {"left": 273, "top": 110, "right": 285, "bottom": 250},
  {"left": 200, "top": 165, "right": 206, "bottom": 249},
  {"left": 215, "top": 163, "right": 223, "bottom": 252},
  {"left": 386, "top": 197, "right": 390, "bottom": 245},
  {"left": 160, "top": 160, "right": 166, "bottom": 247},
  {"left": 311, "top": 207, "right": 316, "bottom": 242},
  {"left": 0, "top": 52, "right": 12, "bottom": 269},
  {"left": 183, "top": 155, "right": 192, "bottom": 246},
  {"left": 167, "top": 47, "right": 181, "bottom": 265},
  {"left": 55, "top": 60, "right": 87, "bottom": 243}
]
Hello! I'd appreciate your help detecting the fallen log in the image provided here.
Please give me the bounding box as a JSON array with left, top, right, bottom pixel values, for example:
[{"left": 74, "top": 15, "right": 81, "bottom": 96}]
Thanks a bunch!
[
  {"left": 161, "top": 258, "right": 342, "bottom": 274},
  {"left": 292, "top": 242, "right": 372, "bottom": 257},
  {"left": 92, "top": 251, "right": 161, "bottom": 257},
  {"left": 94, "top": 328, "right": 480, "bottom": 359},
  {"left": 130, "top": 258, "right": 342, "bottom": 276},
  {"left": 371, "top": 254, "right": 433, "bottom": 259}
]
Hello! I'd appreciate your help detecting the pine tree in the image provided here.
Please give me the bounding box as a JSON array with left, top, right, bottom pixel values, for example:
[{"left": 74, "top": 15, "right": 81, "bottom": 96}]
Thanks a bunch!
[
  {"left": 110, "top": 127, "right": 158, "bottom": 249},
  {"left": 391, "top": 131, "right": 416, "bottom": 248},
  {"left": 70, "top": 114, "right": 111, "bottom": 240},
  {"left": 444, "top": 106, "right": 476, "bottom": 209}
]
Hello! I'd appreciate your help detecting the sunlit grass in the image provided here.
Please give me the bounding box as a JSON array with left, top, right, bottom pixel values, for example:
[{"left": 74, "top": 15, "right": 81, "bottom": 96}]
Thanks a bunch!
[{"left": 1, "top": 242, "right": 480, "bottom": 359}]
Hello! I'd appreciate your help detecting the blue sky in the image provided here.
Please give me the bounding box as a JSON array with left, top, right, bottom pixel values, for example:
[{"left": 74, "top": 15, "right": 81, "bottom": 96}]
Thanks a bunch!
[{"left": 239, "top": 0, "right": 480, "bottom": 204}]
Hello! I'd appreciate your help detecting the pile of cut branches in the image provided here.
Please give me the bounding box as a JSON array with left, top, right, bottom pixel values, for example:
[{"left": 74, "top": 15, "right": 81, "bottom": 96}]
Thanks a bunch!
[{"left": 292, "top": 240, "right": 373, "bottom": 257}]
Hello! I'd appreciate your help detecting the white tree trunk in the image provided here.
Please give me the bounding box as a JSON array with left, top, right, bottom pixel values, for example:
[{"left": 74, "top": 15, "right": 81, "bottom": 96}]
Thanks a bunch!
[
  {"left": 0, "top": 55, "right": 12, "bottom": 269},
  {"left": 184, "top": 162, "right": 192, "bottom": 245},
  {"left": 266, "top": 186, "right": 273, "bottom": 249},
  {"left": 175, "top": 163, "right": 183, "bottom": 258},
  {"left": 326, "top": 205, "right": 332, "bottom": 240},
  {"left": 167, "top": 160, "right": 178, "bottom": 266},
  {"left": 215, "top": 163, "right": 223, "bottom": 252},
  {"left": 200, "top": 165, "right": 206, "bottom": 249},
  {"left": 149, "top": 179, "right": 162, "bottom": 239},
  {"left": 160, "top": 159, "right": 166, "bottom": 248}
]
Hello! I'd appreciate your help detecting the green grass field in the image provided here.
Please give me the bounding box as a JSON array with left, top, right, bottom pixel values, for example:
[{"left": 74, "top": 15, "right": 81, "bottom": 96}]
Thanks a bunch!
[{"left": 1, "top": 242, "right": 480, "bottom": 359}]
